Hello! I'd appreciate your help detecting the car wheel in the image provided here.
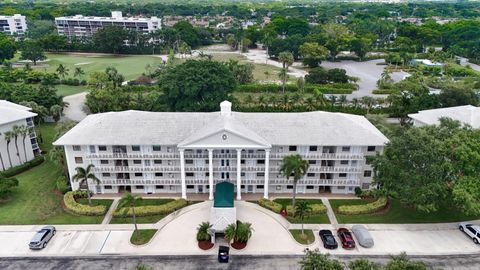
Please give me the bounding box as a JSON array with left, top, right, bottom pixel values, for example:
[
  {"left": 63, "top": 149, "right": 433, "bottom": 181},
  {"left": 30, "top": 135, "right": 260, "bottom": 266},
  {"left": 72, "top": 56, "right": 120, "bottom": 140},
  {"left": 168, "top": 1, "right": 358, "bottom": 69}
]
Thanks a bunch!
[
  {"left": 459, "top": 226, "right": 464, "bottom": 232},
  {"left": 53, "top": 230, "right": 56, "bottom": 236},
  {"left": 474, "top": 238, "right": 479, "bottom": 244},
  {"left": 42, "top": 242, "right": 46, "bottom": 249}
]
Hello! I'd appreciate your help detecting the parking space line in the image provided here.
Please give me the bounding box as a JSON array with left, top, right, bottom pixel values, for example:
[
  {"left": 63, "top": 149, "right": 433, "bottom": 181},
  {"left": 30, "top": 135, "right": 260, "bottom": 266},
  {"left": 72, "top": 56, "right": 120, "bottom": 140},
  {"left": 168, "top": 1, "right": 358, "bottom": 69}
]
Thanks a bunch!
[{"left": 99, "top": 231, "right": 111, "bottom": 254}]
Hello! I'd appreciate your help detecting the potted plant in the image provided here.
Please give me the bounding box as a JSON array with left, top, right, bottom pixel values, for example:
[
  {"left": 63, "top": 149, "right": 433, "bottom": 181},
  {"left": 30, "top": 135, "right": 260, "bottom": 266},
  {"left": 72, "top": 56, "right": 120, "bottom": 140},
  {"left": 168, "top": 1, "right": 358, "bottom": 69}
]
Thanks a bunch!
[
  {"left": 225, "top": 221, "right": 253, "bottom": 250},
  {"left": 196, "top": 222, "right": 214, "bottom": 250}
]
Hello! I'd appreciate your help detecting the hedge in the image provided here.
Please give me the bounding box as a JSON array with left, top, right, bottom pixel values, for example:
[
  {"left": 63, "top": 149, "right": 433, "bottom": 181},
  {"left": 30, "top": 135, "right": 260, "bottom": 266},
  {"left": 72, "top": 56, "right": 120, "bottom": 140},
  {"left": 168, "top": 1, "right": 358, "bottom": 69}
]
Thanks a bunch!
[
  {"left": 287, "top": 203, "right": 327, "bottom": 216},
  {"left": 258, "top": 198, "right": 283, "bottom": 213},
  {"left": 236, "top": 83, "right": 356, "bottom": 94},
  {"left": 63, "top": 191, "right": 107, "bottom": 216},
  {"left": 372, "top": 89, "right": 398, "bottom": 95},
  {"left": 337, "top": 197, "right": 388, "bottom": 215},
  {"left": 113, "top": 199, "right": 188, "bottom": 217},
  {"left": 0, "top": 156, "right": 45, "bottom": 178}
]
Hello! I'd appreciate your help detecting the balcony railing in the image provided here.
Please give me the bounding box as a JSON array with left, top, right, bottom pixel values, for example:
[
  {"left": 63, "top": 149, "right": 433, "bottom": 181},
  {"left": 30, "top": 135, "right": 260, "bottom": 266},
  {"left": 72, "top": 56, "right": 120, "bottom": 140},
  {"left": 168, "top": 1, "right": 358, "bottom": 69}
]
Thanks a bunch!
[{"left": 269, "top": 178, "right": 359, "bottom": 186}]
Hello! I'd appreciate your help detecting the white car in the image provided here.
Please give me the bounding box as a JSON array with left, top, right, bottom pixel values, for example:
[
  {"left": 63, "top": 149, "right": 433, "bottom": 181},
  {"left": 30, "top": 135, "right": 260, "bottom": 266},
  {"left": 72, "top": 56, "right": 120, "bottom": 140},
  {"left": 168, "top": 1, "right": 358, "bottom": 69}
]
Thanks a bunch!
[{"left": 459, "top": 223, "right": 480, "bottom": 244}]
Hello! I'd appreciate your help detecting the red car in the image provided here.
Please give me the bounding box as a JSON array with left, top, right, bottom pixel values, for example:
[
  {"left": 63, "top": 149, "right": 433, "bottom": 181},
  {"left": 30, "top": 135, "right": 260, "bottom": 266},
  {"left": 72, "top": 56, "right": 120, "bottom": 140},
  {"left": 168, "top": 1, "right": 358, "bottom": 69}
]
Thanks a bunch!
[{"left": 337, "top": 228, "right": 356, "bottom": 249}]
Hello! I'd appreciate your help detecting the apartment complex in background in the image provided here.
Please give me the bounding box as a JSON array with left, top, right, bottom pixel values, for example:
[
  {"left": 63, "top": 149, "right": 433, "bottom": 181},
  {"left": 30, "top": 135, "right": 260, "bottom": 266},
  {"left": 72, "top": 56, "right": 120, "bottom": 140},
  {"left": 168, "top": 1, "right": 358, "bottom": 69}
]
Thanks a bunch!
[
  {"left": 409, "top": 105, "right": 480, "bottom": 128},
  {"left": 0, "top": 100, "right": 39, "bottom": 171},
  {"left": 0, "top": 14, "right": 27, "bottom": 36},
  {"left": 55, "top": 11, "right": 161, "bottom": 38},
  {"left": 54, "top": 101, "right": 389, "bottom": 199}
]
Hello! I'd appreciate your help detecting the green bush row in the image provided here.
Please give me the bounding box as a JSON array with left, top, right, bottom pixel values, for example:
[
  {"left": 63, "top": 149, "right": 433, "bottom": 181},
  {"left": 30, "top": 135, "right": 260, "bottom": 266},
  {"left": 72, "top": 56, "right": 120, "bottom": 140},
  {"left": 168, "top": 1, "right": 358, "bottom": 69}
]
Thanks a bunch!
[
  {"left": 286, "top": 203, "right": 327, "bottom": 216},
  {"left": 337, "top": 197, "right": 388, "bottom": 215},
  {"left": 236, "top": 83, "right": 355, "bottom": 94},
  {"left": 0, "top": 156, "right": 44, "bottom": 178},
  {"left": 372, "top": 89, "right": 398, "bottom": 95},
  {"left": 113, "top": 199, "right": 188, "bottom": 217},
  {"left": 56, "top": 176, "right": 71, "bottom": 194},
  {"left": 258, "top": 198, "right": 283, "bottom": 213},
  {"left": 63, "top": 191, "right": 107, "bottom": 216}
]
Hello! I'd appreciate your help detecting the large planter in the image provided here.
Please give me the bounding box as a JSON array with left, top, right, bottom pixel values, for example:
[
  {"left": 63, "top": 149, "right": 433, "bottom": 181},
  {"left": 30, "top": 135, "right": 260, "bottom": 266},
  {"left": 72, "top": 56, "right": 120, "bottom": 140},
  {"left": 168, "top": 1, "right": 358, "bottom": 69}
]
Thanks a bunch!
[
  {"left": 230, "top": 241, "right": 247, "bottom": 250},
  {"left": 198, "top": 240, "right": 214, "bottom": 250}
]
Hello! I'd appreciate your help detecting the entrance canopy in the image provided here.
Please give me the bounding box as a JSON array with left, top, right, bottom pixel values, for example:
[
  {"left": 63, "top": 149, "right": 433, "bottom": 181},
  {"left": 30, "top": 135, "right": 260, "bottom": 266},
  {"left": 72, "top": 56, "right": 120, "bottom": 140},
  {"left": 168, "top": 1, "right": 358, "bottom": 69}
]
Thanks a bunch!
[{"left": 214, "top": 182, "right": 234, "bottom": 208}]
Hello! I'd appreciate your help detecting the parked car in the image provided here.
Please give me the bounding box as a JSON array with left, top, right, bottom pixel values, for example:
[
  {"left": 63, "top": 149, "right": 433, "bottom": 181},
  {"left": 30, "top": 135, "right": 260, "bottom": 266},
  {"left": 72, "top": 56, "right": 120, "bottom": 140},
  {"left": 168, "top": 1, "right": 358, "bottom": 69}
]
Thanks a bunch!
[
  {"left": 351, "top": 225, "right": 374, "bottom": 248},
  {"left": 218, "top": 245, "right": 230, "bottom": 263},
  {"left": 319, "top": 230, "right": 338, "bottom": 249},
  {"left": 459, "top": 223, "right": 480, "bottom": 244},
  {"left": 29, "top": 226, "right": 56, "bottom": 250},
  {"left": 337, "top": 228, "right": 356, "bottom": 249}
]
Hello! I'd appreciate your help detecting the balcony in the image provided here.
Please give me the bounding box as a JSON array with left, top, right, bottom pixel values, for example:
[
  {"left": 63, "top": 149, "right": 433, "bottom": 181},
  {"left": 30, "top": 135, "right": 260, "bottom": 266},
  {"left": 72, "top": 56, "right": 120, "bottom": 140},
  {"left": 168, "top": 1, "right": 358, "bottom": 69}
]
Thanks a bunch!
[{"left": 269, "top": 178, "right": 359, "bottom": 186}]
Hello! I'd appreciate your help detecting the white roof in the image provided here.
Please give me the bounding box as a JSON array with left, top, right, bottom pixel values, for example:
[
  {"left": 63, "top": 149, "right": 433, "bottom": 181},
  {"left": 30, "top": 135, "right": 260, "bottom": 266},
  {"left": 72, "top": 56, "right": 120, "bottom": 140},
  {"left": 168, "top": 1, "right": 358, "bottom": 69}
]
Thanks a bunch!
[
  {"left": 408, "top": 105, "right": 480, "bottom": 128},
  {"left": 54, "top": 102, "right": 389, "bottom": 146},
  {"left": 0, "top": 100, "right": 37, "bottom": 126}
]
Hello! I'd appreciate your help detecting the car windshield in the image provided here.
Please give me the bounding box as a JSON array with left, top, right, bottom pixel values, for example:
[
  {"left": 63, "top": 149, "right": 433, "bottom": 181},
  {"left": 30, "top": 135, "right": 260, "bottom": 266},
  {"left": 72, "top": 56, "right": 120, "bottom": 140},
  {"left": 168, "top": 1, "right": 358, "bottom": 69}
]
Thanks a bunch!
[{"left": 325, "top": 235, "right": 335, "bottom": 243}]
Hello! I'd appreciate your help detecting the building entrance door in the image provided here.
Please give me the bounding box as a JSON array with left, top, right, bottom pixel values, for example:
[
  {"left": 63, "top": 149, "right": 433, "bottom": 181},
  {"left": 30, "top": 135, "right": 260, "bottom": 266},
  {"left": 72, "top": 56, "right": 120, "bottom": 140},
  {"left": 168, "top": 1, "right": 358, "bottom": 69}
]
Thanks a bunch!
[
  {"left": 146, "top": 186, "right": 154, "bottom": 194},
  {"left": 198, "top": 185, "right": 203, "bottom": 193},
  {"left": 247, "top": 185, "right": 253, "bottom": 193}
]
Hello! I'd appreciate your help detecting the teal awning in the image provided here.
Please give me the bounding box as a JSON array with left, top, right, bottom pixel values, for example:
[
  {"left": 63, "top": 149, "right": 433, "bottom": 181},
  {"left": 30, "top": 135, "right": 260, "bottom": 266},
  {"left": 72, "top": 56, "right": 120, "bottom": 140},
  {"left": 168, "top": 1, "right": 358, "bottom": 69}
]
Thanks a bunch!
[{"left": 214, "top": 182, "right": 234, "bottom": 208}]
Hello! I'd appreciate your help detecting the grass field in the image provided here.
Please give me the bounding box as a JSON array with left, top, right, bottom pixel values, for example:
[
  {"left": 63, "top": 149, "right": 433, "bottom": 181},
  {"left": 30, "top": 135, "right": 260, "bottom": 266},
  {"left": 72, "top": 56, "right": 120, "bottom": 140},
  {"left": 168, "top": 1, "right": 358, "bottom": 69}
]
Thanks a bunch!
[
  {"left": 274, "top": 198, "right": 330, "bottom": 224},
  {"left": 110, "top": 198, "right": 175, "bottom": 224},
  {"left": 0, "top": 123, "right": 106, "bottom": 224},
  {"left": 130, "top": 229, "right": 157, "bottom": 245},
  {"left": 290, "top": 229, "right": 315, "bottom": 245},
  {"left": 329, "top": 199, "right": 480, "bottom": 224},
  {"left": 56, "top": 84, "right": 88, "bottom": 97}
]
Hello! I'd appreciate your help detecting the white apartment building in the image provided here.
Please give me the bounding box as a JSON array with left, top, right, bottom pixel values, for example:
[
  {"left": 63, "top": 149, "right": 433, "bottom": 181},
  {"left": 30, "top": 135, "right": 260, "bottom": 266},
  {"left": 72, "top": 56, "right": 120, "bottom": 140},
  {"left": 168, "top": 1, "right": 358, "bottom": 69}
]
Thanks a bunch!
[
  {"left": 55, "top": 11, "right": 161, "bottom": 38},
  {"left": 409, "top": 105, "right": 480, "bottom": 128},
  {"left": 54, "top": 101, "right": 389, "bottom": 199},
  {"left": 0, "top": 14, "right": 27, "bottom": 36},
  {"left": 0, "top": 100, "right": 39, "bottom": 171}
]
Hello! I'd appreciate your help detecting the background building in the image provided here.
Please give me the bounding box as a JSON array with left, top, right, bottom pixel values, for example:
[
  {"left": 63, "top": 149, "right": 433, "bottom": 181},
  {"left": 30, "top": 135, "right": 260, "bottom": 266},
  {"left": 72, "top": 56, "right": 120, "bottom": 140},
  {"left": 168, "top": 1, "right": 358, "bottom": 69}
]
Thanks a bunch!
[
  {"left": 54, "top": 101, "right": 389, "bottom": 199},
  {"left": 0, "top": 100, "right": 39, "bottom": 171},
  {"left": 409, "top": 105, "right": 480, "bottom": 128},
  {"left": 55, "top": 11, "right": 161, "bottom": 38},
  {"left": 0, "top": 14, "right": 27, "bottom": 36}
]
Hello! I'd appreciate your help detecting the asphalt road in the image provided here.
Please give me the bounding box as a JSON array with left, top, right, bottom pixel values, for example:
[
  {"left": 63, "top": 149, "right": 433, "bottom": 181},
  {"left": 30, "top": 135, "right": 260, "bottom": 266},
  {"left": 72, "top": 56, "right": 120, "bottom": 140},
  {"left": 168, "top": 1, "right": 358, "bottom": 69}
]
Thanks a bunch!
[{"left": 2, "top": 254, "right": 480, "bottom": 270}]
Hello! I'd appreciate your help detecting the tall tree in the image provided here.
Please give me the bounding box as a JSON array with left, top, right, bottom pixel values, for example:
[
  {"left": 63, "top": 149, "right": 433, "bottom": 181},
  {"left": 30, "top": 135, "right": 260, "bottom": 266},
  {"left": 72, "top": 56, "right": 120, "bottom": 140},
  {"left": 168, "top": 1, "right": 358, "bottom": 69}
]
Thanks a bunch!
[
  {"left": 18, "top": 125, "right": 29, "bottom": 163},
  {"left": 50, "top": 104, "right": 63, "bottom": 122},
  {"left": 3, "top": 131, "right": 14, "bottom": 168},
  {"left": 0, "top": 34, "right": 16, "bottom": 63},
  {"left": 72, "top": 164, "right": 100, "bottom": 206},
  {"left": 118, "top": 193, "right": 142, "bottom": 231},
  {"left": 11, "top": 125, "right": 22, "bottom": 164},
  {"left": 56, "top": 64, "right": 69, "bottom": 79},
  {"left": 20, "top": 40, "right": 46, "bottom": 65},
  {"left": 293, "top": 201, "right": 312, "bottom": 238},
  {"left": 299, "top": 42, "right": 329, "bottom": 68},
  {"left": 280, "top": 154, "right": 309, "bottom": 207},
  {"left": 92, "top": 26, "right": 127, "bottom": 54},
  {"left": 73, "top": 67, "right": 85, "bottom": 78},
  {"left": 323, "top": 23, "right": 353, "bottom": 60},
  {"left": 0, "top": 132, "right": 5, "bottom": 170},
  {"left": 278, "top": 51, "right": 294, "bottom": 93}
]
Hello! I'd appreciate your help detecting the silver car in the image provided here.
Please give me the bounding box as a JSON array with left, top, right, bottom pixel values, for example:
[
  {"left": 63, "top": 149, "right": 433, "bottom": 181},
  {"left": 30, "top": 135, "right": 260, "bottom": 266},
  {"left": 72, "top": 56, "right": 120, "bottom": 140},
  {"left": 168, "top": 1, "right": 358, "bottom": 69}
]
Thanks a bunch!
[
  {"left": 459, "top": 222, "right": 480, "bottom": 244},
  {"left": 29, "top": 226, "right": 56, "bottom": 250}
]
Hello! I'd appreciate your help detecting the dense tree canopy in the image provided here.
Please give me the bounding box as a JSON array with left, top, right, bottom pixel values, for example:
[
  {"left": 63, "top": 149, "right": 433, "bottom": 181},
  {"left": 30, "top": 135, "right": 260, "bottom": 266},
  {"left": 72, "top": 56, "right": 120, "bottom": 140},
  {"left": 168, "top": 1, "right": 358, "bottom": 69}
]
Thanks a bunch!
[{"left": 0, "top": 34, "right": 16, "bottom": 63}]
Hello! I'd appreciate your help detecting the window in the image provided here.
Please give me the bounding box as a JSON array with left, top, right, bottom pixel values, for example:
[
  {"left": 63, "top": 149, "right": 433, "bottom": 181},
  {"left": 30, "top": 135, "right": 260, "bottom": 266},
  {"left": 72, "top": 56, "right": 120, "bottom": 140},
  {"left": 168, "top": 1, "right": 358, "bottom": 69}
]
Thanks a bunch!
[
  {"left": 339, "top": 173, "right": 347, "bottom": 177},
  {"left": 186, "top": 172, "right": 194, "bottom": 177},
  {"left": 131, "top": 145, "right": 140, "bottom": 151},
  {"left": 337, "top": 186, "right": 345, "bottom": 190},
  {"left": 289, "top": 145, "right": 297, "bottom": 151},
  {"left": 99, "top": 146, "right": 107, "bottom": 151},
  {"left": 257, "top": 159, "right": 265, "bottom": 164},
  {"left": 342, "top": 146, "right": 350, "bottom": 152},
  {"left": 153, "top": 145, "right": 161, "bottom": 151},
  {"left": 133, "top": 160, "right": 142, "bottom": 164},
  {"left": 156, "top": 185, "right": 164, "bottom": 189},
  {"left": 102, "top": 173, "right": 111, "bottom": 177},
  {"left": 206, "top": 172, "right": 209, "bottom": 177},
  {"left": 241, "top": 160, "right": 245, "bottom": 164},
  {"left": 100, "top": 160, "right": 109, "bottom": 164},
  {"left": 187, "top": 185, "right": 194, "bottom": 189},
  {"left": 135, "top": 185, "right": 144, "bottom": 189},
  {"left": 145, "top": 160, "right": 151, "bottom": 166},
  {"left": 154, "top": 159, "right": 162, "bottom": 164},
  {"left": 340, "top": 160, "right": 349, "bottom": 165},
  {"left": 248, "top": 150, "right": 254, "bottom": 154},
  {"left": 89, "top": 145, "right": 96, "bottom": 153},
  {"left": 241, "top": 185, "right": 245, "bottom": 189},
  {"left": 364, "top": 170, "right": 372, "bottom": 177},
  {"left": 309, "top": 146, "right": 317, "bottom": 151},
  {"left": 73, "top": 145, "right": 81, "bottom": 151},
  {"left": 104, "top": 185, "right": 112, "bottom": 189},
  {"left": 367, "top": 146, "right": 376, "bottom": 152},
  {"left": 257, "top": 172, "right": 265, "bottom": 177},
  {"left": 287, "top": 185, "right": 294, "bottom": 189},
  {"left": 307, "top": 173, "right": 315, "bottom": 177},
  {"left": 306, "top": 185, "right": 314, "bottom": 189},
  {"left": 134, "top": 173, "right": 143, "bottom": 177},
  {"left": 75, "top": 157, "right": 83, "bottom": 164},
  {"left": 256, "top": 185, "right": 264, "bottom": 189},
  {"left": 362, "top": 183, "right": 370, "bottom": 189},
  {"left": 308, "top": 160, "right": 316, "bottom": 164},
  {"left": 185, "top": 159, "right": 193, "bottom": 164},
  {"left": 155, "top": 172, "right": 163, "bottom": 177},
  {"left": 241, "top": 172, "right": 245, "bottom": 177}
]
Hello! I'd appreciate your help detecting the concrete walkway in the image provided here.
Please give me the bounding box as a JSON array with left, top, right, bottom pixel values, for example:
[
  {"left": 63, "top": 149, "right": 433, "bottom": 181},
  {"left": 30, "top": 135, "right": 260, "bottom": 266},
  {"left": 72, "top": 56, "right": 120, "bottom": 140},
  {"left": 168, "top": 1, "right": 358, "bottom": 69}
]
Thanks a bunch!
[
  {"left": 101, "top": 198, "right": 120, "bottom": 225},
  {"left": 321, "top": 198, "right": 339, "bottom": 226},
  {"left": 62, "top": 92, "right": 87, "bottom": 122}
]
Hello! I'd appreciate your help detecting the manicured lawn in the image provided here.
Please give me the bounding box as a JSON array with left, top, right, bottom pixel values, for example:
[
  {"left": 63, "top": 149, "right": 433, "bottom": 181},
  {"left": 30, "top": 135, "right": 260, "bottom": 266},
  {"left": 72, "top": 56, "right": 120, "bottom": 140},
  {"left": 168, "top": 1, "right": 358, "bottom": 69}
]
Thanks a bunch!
[
  {"left": 77, "top": 198, "right": 114, "bottom": 209},
  {"left": 274, "top": 198, "right": 330, "bottom": 224},
  {"left": 329, "top": 199, "right": 480, "bottom": 224},
  {"left": 109, "top": 198, "right": 175, "bottom": 224},
  {"left": 56, "top": 84, "right": 88, "bottom": 97},
  {"left": 290, "top": 229, "right": 315, "bottom": 245},
  {"left": 0, "top": 123, "right": 106, "bottom": 224},
  {"left": 130, "top": 229, "right": 157, "bottom": 245}
]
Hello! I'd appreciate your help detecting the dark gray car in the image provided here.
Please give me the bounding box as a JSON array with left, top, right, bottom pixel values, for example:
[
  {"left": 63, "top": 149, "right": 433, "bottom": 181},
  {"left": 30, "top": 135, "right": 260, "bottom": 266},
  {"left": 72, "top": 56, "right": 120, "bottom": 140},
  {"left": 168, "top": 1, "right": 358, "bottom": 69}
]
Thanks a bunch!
[{"left": 29, "top": 226, "right": 56, "bottom": 250}]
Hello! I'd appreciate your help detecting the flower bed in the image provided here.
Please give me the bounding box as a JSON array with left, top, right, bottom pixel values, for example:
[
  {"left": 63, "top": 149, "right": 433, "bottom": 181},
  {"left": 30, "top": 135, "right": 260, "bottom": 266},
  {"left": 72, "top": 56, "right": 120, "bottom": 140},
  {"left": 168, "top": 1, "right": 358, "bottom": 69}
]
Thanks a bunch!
[
  {"left": 337, "top": 197, "right": 388, "bottom": 215},
  {"left": 63, "top": 191, "right": 107, "bottom": 216},
  {"left": 113, "top": 199, "right": 187, "bottom": 217}
]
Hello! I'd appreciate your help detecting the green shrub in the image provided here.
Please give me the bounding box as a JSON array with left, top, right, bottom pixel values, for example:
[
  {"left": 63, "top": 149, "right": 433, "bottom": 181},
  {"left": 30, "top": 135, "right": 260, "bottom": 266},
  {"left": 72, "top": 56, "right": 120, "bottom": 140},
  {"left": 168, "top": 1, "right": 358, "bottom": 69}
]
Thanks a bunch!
[
  {"left": 372, "top": 89, "right": 398, "bottom": 95},
  {"left": 0, "top": 156, "right": 44, "bottom": 178},
  {"left": 113, "top": 199, "right": 188, "bottom": 217},
  {"left": 287, "top": 203, "right": 326, "bottom": 216},
  {"left": 56, "top": 176, "right": 71, "bottom": 194},
  {"left": 337, "top": 197, "right": 388, "bottom": 215},
  {"left": 236, "top": 83, "right": 355, "bottom": 94},
  {"left": 258, "top": 198, "right": 282, "bottom": 213},
  {"left": 354, "top": 187, "right": 363, "bottom": 197},
  {"left": 63, "top": 191, "right": 107, "bottom": 216}
]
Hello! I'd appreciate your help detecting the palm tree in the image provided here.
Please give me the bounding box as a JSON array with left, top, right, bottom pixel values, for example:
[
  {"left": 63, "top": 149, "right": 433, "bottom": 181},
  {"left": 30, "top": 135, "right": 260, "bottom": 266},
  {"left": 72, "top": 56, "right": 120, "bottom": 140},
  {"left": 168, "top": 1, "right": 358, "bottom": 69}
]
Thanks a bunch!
[
  {"left": 293, "top": 201, "right": 312, "bottom": 238},
  {"left": 18, "top": 125, "right": 29, "bottom": 163},
  {"left": 305, "top": 97, "right": 316, "bottom": 111},
  {"left": 105, "top": 67, "right": 125, "bottom": 89},
  {"left": 267, "top": 94, "right": 278, "bottom": 109},
  {"left": 278, "top": 68, "right": 289, "bottom": 93},
  {"left": 72, "top": 164, "right": 100, "bottom": 206},
  {"left": 244, "top": 94, "right": 253, "bottom": 108},
  {"left": 280, "top": 154, "right": 309, "bottom": 207},
  {"left": 56, "top": 64, "right": 69, "bottom": 79},
  {"left": 196, "top": 222, "right": 212, "bottom": 242},
  {"left": 361, "top": 96, "right": 376, "bottom": 114},
  {"left": 73, "top": 67, "right": 85, "bottom": 78},
  {"left": 352, "top": 98, "right": 360, "bottom": 108},
  {"left": 0, "top": 132, "right": 5, "bottom": 170},
  {"left": 49, "top": 146, "right": 69, "bottom": 178},
  {"left": 338, "top": 95, "right": 348, "bottom": 107},
  {"left": 3, "top": 131, "right": 14, "bottom": 168},
  {"left": 118, "top": 193, "right": 142, "bottom": 231},
  {"left": 278, "top": 51, "right": 294, "bottom": 93},
  {"left": 225, "top": 223, "right": 237, "bottom": 243},
  {"left": 236, "top": 221, "right": 253, "bottom": 244},
  {"left": 11, "top": 125, "right": 22, "bottom": 163},
  {"left": 50, "top": 104, "right": 63, "bottom": 122}
]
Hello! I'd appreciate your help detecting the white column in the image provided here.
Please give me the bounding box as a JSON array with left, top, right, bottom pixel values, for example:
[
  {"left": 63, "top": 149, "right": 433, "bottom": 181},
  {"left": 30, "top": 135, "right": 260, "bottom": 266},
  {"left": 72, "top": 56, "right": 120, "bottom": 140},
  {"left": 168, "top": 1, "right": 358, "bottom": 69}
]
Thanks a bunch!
[
  {"left": 180, "top": 149, "right": 186, "bottom": 199},
  {"left": 208, "top": 149, "right": 214, "bottom": 200},
  {"left": 236, "top": 149, "right": 242, "bottom": 200},
  {"left": 264, "top": 149, "right": 270, "bottom": 199}
]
